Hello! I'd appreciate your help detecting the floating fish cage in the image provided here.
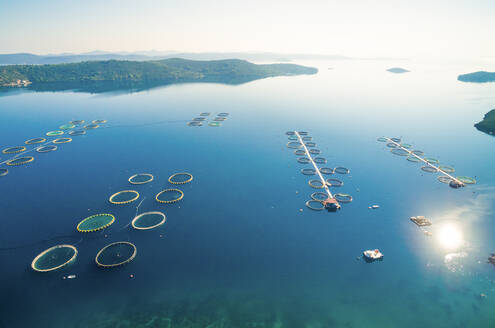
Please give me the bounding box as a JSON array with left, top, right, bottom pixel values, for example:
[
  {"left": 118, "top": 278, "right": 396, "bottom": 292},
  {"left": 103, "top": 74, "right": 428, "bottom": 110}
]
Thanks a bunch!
[
  {"left": 285, "top": 130, "right": 352, "bottom": 212},
  {"left": 377, "top": 136, "right": 476, "bottom": 188}
]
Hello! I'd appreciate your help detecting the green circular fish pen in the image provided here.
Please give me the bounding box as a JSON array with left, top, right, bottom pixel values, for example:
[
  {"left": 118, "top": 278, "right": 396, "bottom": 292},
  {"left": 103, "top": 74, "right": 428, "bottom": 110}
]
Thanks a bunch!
[{"left": 77, "top": 214, "right": 116, "bottom": 232}]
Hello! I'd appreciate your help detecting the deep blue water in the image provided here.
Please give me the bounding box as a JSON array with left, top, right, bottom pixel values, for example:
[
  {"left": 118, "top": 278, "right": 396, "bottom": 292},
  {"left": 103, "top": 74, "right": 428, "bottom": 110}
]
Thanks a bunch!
[{"left": 1, "top": 60, "right": 495, "bottom": 327}]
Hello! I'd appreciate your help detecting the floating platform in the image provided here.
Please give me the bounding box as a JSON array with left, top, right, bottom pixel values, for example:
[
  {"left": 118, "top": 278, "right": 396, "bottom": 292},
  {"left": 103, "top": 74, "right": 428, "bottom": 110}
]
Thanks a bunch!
[
  {"left": 410, "top": 216, "right": 431, "bottom": 227},
  {"left": 363, "top": 249, "right": 383, "bottom": 261}
]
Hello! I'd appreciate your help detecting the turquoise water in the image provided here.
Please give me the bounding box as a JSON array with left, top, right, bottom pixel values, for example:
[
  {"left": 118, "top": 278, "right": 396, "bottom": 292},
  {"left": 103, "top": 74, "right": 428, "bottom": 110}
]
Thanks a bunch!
[{"left": 1, "top": 60, "right": 495, "bottom": 327}]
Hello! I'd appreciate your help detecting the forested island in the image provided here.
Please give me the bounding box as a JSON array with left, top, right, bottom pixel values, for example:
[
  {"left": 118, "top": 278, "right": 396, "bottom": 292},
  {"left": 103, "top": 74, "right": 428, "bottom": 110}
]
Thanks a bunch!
[
  {"left": 458, "top": 71, "right": 495, "bottom": 83},
  {"left": 0, "top": 58, "right": 317, "bottom": 93},
  {"left": 386, "top": 67, "right": 409, "bottom": 74},
  {"left": 475, "top": 109, "right": 495, "bottom": 136}
]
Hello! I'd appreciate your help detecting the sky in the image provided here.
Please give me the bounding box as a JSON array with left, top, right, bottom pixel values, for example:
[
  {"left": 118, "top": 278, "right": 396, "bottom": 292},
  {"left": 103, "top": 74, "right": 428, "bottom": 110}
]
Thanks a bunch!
[{"left": 1, "top": 0, "right": 494, "bottom": 59}]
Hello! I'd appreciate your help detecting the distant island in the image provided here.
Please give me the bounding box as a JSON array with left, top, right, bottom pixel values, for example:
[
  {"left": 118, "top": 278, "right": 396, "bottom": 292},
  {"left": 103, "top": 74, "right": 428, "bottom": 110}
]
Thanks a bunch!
[
  {"left": 386, "top": 67, "right": 409, "bottom": 74},
  {"left": 475, "top": 109, "right": 495, "bottom": 136},
  {"left": 0, "top": 58, "right": 317, "bottom": 93},
  {"left": 0, "top": 52, "right": 351, "bottom": 65},
  {"left": 458, "top": 71, "right": 495, "bottom": 83}
]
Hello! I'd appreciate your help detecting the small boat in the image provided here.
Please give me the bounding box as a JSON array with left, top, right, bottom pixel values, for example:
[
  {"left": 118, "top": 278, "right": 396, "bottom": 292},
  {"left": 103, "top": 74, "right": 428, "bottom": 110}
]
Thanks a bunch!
[
  {"left": 371, "top": 205, "right": 379, "bottom": 209},
  {"left": 363, "top": 249, "right": 383, "bottom": 261}
]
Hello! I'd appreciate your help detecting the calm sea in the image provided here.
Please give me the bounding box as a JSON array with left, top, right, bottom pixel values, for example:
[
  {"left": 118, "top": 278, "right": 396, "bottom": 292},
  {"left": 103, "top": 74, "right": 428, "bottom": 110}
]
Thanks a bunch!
[{"left": 1, "top": 59, "right": 495, "bottom": 327}]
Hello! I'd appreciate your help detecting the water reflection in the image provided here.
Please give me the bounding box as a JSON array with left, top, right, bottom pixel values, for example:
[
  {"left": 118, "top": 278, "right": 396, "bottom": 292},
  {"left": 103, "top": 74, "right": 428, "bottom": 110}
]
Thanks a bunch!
[{"left": 437, "top": 223, "right": 464, "bottom": 251}]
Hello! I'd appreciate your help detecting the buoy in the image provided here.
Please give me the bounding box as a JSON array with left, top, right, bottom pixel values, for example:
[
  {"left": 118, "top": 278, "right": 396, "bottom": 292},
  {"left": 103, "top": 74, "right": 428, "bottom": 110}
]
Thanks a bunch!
[{"left": 130, "top": 274, "right": 134, "bottom": 278}]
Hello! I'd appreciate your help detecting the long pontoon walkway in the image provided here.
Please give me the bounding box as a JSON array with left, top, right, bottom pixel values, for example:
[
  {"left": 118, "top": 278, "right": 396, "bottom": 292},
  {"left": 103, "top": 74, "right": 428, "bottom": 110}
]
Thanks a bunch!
[
  {"left": 383, "top": 137, "right": 474, "bottom": 188},
  {"left": 294, "top": 131, "right": 340, "bottom": 209}
]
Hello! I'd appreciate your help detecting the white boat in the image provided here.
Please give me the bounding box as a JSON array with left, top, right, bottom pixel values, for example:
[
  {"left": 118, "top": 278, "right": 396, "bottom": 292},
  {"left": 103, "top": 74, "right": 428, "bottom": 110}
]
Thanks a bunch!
[{"left": 363, "top": 249, "right": 383, "bottom": 260}]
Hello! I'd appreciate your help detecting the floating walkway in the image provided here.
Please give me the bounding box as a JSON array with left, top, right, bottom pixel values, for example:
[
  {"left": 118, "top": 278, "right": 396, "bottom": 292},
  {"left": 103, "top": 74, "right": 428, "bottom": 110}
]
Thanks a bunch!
[
  {"left": 294, "top": 131, "right": 339, "bottom": 210},
  {"left": 287, "top": 131, "right": 352, "bottom": 211},
  {"left": 378, "top": 137, "right": 476, "bottom": 188}
]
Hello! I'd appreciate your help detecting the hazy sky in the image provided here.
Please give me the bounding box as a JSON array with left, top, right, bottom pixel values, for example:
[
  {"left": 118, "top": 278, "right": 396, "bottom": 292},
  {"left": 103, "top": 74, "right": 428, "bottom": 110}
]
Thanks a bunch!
[{"left": 1, "top": 0, "right": 494, "bottom": 59}]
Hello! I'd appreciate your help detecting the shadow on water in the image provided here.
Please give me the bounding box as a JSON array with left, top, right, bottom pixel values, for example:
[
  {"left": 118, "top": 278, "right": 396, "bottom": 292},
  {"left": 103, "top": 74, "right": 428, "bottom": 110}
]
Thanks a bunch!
[{"left": 0, "top": 75, "right": 279, "bottom": 96}]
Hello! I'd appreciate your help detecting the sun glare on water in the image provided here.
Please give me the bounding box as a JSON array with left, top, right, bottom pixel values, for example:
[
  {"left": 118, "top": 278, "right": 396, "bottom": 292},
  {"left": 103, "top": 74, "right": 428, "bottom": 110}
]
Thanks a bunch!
[{"left": 437, "top": 223, "right": 464, "bottom": 250}]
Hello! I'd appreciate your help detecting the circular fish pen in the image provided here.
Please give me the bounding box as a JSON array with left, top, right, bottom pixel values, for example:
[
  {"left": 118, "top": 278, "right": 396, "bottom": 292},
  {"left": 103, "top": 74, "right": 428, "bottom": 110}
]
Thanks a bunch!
[
  {"left": 0, "top": 168, "right": 8, "bottom": 177},
  {"left": 109, "top": 190, "right": 140, "bottom": 204},
  {"left": 208, "top": 122, "right": 221, "bottom": 127},
  {"left": 305, "top": 200, "right": 325, "bottom": 211},
  {"left": 334, "top": 167, "right": 350, "bottom": 174},
  {"left": 308, "top": 179, "right": 325, "bottom": 189},
  {"left": 386, "top": 142, "right": 397, "bottom": 148},
  {"left": 168, "top": 172, "right": 193, "bottom": 185},
  {"left": 131, "top": 211, "right": 166, "bottom": 230},
  {"left": 217, "top": 113, "right": 229, "bottom": 117},
  {"left": 334, "top": 193, "right": 352, "bottom": 203},
  {"left": 391, "top": 148, "right": 409, "bottom": 156},
  {"left": 301, "top": 168, "right": 316, "bottom": 175},
  {"left": 46, "top": 131, "right": 64, "bottom": 137},
  {"left": 411, "top": 150, "right": 424, "bottom": 156},
  {"left": 193, "top": 117, "right": 206, "bottom": 121},
  {"left": 288, "top": 135, "right": 299, "bottom": 141},
  {"left": 31, "top": 245, "right": 78, "bottom": 272},
  {"left": 294, "top": 149, "right": 306, "bottom": 156},
  {"left": 377, "top": 137, "right": 388, "bottom": 142},
  {"left": 95, "top": 242, "right": 136, "bottom": 268},
  {"left": 319, "top": 167, "right": 334, "bottom": 175},
  {"left": 70, "top": 120, "right": 85, "bottom": 125},
  {"left": 287, "top": 141, "right": 302, "bottom": 149},
  {"left": 25, "top": 138, "right": 46, "bottom": 145},
  {"left": 326, "top": 178, "right": 343, "bottom": 187},
  {"left": 156, "top": 189, "right": 184, "bottom": 204},
  {"left": 309, "top": 149, "right": 321, "bottom": 155},
  {"left": 2, "top": 146, "right": 26, "bottom": 154},
  {"left": 6, "top": 156, "right": 34, "bottom": 166},
  {"left": 36, "top": 145, "right": 57, "bottom": 153},
  {"left": 59, "top": 124, "right": 75, "bottom": 130},
  {"left": 187, "top": 121, "right": 202, "bottom": 127},
  {"left": 421, "top": 166, "right": 438, "bottom": 173},
  {"left": 311, "top": 192, "right": 328, "bottom": 201},
  {"left": 92, "top": 120, "right": 107, "bottom": 124},
  {"left": 128, "top": 173, "right": 154, "bottom": 185},
  {"left": 297, "top": 157, "right": 311, "bottom": 164},
  {"left": 438, "top": 165, "right": 455, "bottom": 173},
  {"left": 69, "top": 130, "right": 86, "bottom": 136},
  {"left": 305, "top": 142, "right": 316, "bottom": 148},
  {"left": 52, "top": 137, "right": 72, "bottom": 144},
  {"left": 438, "top": 176, "right": 454, "bottom": 184},
  {"left": 401, "top": 143, "right": 412, "bottom": 149},
  {"left": 84, "top": 124, "right": 99, "bottom": 130},
  {"left": 298, "top": 131, "right": 308, "bottom": 136},
  {"left": 391, "top": 138, "right": 401, "bottom": 142},
  {"left": 77, "top": 214, "right": 115, "bottom": 232},
  {"left": 200, "top": 112, "right": 211, "bottom": 116},
  {"left": 457, "top": 176, "right": 476, "bottom": 184},
  {"left": 285, "top": 131, "right": 295, "bottom": 136},
  {"left": 302, "top": 136, "right": 312, "bottom": 141},
  {"left": 314, "top": 157, "right": 327, "bottom": 164},
  {"left": 424, "top": 157, "right": 439, "bottom": 164},
  {"left": 406, "top": 156, "right": 421, "bottom": 163},
  {"left": 213, "top": 117, "right": 226, "bottom": 122}
]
